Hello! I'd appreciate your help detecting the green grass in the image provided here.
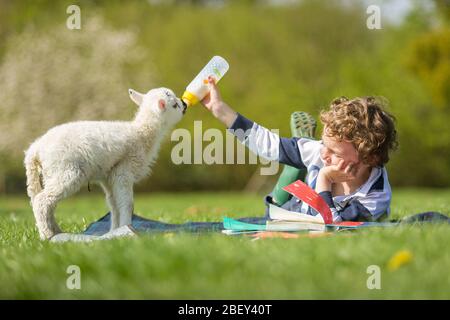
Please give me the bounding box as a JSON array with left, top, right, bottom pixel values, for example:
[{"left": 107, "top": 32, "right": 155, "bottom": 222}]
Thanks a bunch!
[{"left": 0, "top": 189, "right": 449, "bottom": 299}]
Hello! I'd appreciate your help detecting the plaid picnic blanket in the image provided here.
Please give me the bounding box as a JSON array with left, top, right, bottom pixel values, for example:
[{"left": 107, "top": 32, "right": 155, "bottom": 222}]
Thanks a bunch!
[{"left": 83, "top": 211, "right": 449, "bottom": 236}]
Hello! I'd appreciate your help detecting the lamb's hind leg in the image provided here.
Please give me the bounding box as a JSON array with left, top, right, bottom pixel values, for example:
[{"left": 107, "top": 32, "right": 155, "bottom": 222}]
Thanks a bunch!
[
  {"left": 33, "top": 171, "right": 84, "bottom": 240},
  {"left": 32, "top": 190, "right": 62, "bottom": 240}
]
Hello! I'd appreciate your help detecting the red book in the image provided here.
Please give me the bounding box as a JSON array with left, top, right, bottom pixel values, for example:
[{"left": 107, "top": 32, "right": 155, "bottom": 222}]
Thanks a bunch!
[{"left": 282, "top": 180, "right": 333, "bottom": 224}]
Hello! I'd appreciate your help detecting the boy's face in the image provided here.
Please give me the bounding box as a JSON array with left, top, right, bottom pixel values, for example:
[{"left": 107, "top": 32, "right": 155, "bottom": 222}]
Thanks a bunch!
[{"left": 320, "top": 133, "right": 360, "bottom": 168}]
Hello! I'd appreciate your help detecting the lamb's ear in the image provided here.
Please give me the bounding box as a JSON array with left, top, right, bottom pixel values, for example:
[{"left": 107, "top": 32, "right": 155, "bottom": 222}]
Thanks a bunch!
[
  {"left": 128, "top": 89, "right": 144, "bottom": 106},
  {"left": 158, "top": 99, "right": 166, "bottom": 111}
]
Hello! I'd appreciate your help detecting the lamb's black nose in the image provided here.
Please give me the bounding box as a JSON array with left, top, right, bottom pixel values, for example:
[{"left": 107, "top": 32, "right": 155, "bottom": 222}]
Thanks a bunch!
[{"left": 182, "top": 100, "right": 187, "bottom": 114}]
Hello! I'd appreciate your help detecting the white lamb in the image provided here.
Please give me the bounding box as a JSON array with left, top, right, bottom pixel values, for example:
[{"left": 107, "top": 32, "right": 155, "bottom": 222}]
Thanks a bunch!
[{"left": 24, "top": 87, "right": 186, "bottom": 240}]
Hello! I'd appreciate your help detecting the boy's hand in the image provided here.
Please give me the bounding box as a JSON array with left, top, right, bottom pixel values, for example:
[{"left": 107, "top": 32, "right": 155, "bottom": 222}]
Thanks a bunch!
[
  {"left": 201, "top": 76, "right": 237, "bottom": 128},
  {"left": 321, "top": 160, "right": 357, "bottom": 183},
  {"left": 315, "top": 160, "right": 357, "bottom": 193},
  {"left": 201, "top": 76, "right": 224, "bottom": 113}
]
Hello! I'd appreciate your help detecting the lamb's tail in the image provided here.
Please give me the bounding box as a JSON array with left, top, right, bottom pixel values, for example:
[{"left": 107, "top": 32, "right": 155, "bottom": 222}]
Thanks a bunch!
[{"left": 24, "top": 145, "right": 43, "bottom": 200}]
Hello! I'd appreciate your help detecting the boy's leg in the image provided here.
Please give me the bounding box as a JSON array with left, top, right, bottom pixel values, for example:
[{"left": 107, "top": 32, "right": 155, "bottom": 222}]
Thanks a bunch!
[{"left": 271, "top": 111, "right": 317, "bottom": 205}]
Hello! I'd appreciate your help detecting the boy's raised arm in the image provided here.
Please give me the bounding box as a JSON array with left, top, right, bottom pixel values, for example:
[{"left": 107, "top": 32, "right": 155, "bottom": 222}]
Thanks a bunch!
[{"left": 200, "top": 77, "right": 306, "bottom": 169}]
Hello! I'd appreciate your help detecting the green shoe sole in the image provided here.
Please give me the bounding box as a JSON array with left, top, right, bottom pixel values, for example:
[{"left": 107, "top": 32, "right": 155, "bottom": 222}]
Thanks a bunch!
[{"left": 290, "top": 111, "right": 317, "bottom": 138}]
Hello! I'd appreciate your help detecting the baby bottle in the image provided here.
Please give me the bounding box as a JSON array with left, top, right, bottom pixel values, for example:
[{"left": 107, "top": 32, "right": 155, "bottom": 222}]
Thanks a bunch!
[{"left": 181, "top": 56, "right": 229, "bottom": 107}]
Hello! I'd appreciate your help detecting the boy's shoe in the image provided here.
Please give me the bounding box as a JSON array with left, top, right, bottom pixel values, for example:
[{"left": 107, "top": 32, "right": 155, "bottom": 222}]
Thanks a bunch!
[
  {"left": 290, "top": 111, "right": 317, "bottom": 139},
  {"left": 271, "top": 111, "right": 317, "bottom": 205}
]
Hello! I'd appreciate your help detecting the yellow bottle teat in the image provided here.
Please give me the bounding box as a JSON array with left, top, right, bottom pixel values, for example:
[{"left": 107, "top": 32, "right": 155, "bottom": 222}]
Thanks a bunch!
[{"left": 181, "top": 91, "right": 199, "bottom": 107}]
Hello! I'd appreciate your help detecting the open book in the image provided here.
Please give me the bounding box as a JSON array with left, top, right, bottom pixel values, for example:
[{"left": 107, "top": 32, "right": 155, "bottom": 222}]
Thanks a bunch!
[
  {"left": 222, "top": 202, "right": 327, "bottom": 234},
  {"left": 261, "top": 179, "right": 331, "bottom": 232},
  {"left": 268, "top": 203, "right": 324, "bottom": 223},
  {"left": 223, "top": 180, "right": 367, "bottom": 234},
  {"left": 266, "top": 203, "right": 326, "bottom": 232}
]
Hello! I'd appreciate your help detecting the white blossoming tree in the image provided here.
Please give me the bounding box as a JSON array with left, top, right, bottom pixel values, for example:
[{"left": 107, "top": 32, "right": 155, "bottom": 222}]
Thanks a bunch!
[{"left": 0, "top": 17, "right": 148, "bottom": 191}]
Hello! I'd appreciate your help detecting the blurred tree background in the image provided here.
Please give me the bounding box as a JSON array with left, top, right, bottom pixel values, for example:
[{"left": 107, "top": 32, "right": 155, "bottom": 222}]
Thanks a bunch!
[{"left": 0, "top": 0, "right": 448, "bottom": 193}]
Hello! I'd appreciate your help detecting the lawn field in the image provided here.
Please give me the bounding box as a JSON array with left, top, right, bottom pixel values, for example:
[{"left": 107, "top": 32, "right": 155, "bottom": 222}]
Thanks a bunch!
[{"left": 0, "top": 189, "right": 449, "bottom": 299}]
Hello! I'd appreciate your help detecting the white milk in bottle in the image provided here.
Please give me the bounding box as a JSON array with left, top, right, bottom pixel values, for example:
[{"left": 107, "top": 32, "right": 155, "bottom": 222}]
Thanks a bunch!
[{"left": 181, "top": 56, "right": 229, "bottom": 107}]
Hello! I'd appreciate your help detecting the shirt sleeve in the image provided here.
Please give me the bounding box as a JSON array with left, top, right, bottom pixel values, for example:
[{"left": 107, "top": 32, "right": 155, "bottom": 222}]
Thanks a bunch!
[
  {"left": 296, "top": 136, "right": 324, "bottom": 168},
  {"left": 319, "top": 190, "right": 391, "bottom": 222},
  {"left": 228, "top": 113, "right": 306, "bottom": 169}
]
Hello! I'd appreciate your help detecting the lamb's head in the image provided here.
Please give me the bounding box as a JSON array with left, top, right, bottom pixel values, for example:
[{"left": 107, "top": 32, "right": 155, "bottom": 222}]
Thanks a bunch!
[{"left": 129, "top": 87, "right": 186, "bottom": 127}]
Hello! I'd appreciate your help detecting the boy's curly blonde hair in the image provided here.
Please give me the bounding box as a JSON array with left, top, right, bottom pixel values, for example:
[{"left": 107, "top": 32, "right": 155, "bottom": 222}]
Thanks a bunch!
[{"left": 320, "top": 96, "right": 398, "bottom": 167}]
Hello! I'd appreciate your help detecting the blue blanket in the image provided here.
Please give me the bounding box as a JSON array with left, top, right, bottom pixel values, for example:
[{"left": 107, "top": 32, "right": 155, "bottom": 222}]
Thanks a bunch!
[
  {"left": 83, "top": 211, "right": 448, "bottom": 236},
  {"left": 83, "top": 212, "right": 269, "bottom": 236}
]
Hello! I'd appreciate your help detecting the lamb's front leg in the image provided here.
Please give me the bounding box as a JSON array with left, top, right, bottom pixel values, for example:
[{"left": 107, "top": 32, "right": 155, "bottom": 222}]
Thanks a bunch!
[
  {"left": 114, "top": 182, "right": 134, "bottom": 227},
  {"left": 110, "top": 169, "right": 134, "bottom": 228},
  {"left": 100, "top": 182, "right": 120, "bottom": 231}
]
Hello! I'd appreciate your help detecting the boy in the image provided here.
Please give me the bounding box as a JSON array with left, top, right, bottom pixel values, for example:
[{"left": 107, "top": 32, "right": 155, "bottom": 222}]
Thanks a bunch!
[{"left": 201, "top": 77, "right": 398, "bottom": 222}]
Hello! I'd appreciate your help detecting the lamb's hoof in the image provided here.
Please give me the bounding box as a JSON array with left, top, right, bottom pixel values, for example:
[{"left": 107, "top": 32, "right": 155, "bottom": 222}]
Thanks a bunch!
[
  {"left": 102, "top": 225, "right": 137, "bottom": 240},
  {"left": 39, "top": 231, "right": 59, "bottom": 241},
  {"left": 49, "top": 226, "right": 137, "bottom": 243}
]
